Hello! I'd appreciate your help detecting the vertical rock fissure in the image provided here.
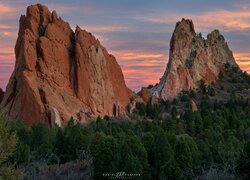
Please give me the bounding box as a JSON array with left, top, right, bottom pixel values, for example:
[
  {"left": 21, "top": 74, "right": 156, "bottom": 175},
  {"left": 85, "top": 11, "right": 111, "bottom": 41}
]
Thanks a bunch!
[{"left": 70, "top": 32, "right": 78, "bottom": 96}]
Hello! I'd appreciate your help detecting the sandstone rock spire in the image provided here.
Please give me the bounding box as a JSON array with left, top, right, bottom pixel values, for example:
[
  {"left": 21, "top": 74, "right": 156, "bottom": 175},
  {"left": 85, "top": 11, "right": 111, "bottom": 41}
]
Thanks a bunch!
[
  {"left": 0, "top": 4, "right": 137, "bottom": 126},
  {"left": 151, "top": 18, "right": 237, "bottom": 100}
]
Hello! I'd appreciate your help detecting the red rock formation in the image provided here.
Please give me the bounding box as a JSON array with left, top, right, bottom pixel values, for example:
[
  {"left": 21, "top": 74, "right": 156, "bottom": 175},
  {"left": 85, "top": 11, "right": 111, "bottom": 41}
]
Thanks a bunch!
[
  {"left": 138, "top": 87, "right": 158, "bottom": 104},
  {"left": 151, "top": 19, "right": 237, "bottom": 100},
  {"left": 0, "top": 88, "right": 4, "bottom": 104},
  {"left": 0, "top": 4, "right": 137, "bottom": 126}
]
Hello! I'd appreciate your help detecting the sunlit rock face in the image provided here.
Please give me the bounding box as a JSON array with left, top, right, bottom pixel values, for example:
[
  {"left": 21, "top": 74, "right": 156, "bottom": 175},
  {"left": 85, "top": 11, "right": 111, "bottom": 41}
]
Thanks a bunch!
[
  {"left": 151, "top": 19, "right": 237, "bottom": 100},
  {"left": 190, "top": 100, "right": 198, "bottom": 112},
  {"left": 0, "top": 4, "right": 138, "bottom": 126}
]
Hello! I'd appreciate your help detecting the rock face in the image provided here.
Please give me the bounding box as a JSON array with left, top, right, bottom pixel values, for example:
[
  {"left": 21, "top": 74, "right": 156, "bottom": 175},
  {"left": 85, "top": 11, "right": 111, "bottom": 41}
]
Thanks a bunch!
[
  {"left": 151, "top": 19, "right": 237, "bottom": 100},
  {"left": 0, "top": 4, "right": 136, "bottom": 126},
  {"left": 0, "top": 88, "right": 4, "bottom": 104},
  {"left": 138, "top": 87, "right": 158, "bottom": 104}
]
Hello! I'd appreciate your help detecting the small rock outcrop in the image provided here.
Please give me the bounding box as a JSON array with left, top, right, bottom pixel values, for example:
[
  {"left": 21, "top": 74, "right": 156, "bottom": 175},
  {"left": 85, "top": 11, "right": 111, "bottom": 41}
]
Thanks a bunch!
[
  {"left": 138, "top": 87, "right": 158, "bottom": 104},
  {"left": 151, "top": 19, "right": 237, "bottom": 100},
  {"left": 190, "top": 100, "right": 198, "bottom": 112},
  {"left": 0, "top": 4, "right": 137, "bottom": 126},
  {"left": 0, "top": 88, "right": 4, "bottom": 104}
]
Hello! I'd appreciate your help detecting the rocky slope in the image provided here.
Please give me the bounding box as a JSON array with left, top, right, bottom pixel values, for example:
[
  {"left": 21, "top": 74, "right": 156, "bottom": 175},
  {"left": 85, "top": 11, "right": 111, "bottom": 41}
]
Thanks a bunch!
[
  {"left": 151, "top": 19, "right": 237, "bottom": 100},
  {"left": 0, "top": 4, "right": 138, "bottom": 126}
]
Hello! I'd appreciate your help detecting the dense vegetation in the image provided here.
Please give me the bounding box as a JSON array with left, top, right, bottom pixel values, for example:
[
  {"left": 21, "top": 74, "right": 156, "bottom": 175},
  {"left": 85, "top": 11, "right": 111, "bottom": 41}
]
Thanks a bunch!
[
  {"left": 1, "top": 64, "right": 250, "bottom": 179},
  {"left": 7, "top": 97, "right": 250, "bottom": 179},
  {"left": 0, "top": 115, "right": 24, "bottom": 179}
]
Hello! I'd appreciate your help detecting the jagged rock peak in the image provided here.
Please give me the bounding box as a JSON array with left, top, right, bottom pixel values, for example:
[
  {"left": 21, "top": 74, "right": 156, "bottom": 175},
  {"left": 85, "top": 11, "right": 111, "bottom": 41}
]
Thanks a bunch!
[
  {"left": 151, "top": 18, "right": 237, "bottom": 100},
  {"left": 0, "top": 4, "right": 139, "bottom": 126},
  {"left": 175, "top": 18, "right": 195, "bottom": 34}
]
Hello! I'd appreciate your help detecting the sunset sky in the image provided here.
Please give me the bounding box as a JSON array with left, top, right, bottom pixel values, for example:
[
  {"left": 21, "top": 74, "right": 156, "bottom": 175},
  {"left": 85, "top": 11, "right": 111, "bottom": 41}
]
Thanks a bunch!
[{"left": 0, "top": 0, "right": 250, "bottom": 92}]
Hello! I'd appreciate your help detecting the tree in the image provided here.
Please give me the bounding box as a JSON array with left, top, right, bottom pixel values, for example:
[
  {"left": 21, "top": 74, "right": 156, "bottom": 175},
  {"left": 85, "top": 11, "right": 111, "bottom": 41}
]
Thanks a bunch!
[
  {"left": 174, "top": 139, "right": 193, "bottom": 179},
  {"left": 219, "top": 71, "right": 224, "bottom": 80},
  {"left": 154, "top": 131, "right": 174, "bottom": 179},
  {"left": 199, "top": 80, "right": 207, "bottom": 94},
  {"left": 56, "top": 120, "right": 89, "bottom": 163},
  {"left": 31, "top": 123, "right": 57, "bottom": 158},
  {"left": 0, "top": 114, "right": 24, "bottom": 179},
  {"left": 92, "top": 136, "right": 120, "bottom": 179}
]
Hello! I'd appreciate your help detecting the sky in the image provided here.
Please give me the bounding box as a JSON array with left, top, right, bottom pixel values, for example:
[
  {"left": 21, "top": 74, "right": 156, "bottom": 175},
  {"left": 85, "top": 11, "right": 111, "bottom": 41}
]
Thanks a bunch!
[{"left": 0, "top": 0, "right": 250, "bottom": 92}]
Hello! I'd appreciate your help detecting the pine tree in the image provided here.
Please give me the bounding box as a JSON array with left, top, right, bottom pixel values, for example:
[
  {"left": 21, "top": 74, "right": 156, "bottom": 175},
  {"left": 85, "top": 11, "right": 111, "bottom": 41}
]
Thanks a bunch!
[{"left": 0, "top": 114, "right": 24, "bottom": 179}]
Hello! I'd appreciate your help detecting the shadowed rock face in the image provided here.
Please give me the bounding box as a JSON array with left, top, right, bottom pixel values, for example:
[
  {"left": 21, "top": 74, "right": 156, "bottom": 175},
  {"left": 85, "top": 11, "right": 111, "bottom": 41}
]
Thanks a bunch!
[
  {"left": 138, "top": 87, "right": 158, "bottom": 104},
  {"left": 0, "top": 4, "right": 137, "bottom": 126},
  {"left": 0, "top": 88, "right": 4, "bottom": 104},
  {"left": 151, "top": 19, "right": 237, "bottom": 100}
]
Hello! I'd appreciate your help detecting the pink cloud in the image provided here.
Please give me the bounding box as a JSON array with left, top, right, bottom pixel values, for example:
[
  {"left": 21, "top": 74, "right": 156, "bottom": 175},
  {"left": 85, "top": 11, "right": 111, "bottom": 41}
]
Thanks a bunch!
[{"left": 135, "top": 6, "right": 250, "bottom": 32}]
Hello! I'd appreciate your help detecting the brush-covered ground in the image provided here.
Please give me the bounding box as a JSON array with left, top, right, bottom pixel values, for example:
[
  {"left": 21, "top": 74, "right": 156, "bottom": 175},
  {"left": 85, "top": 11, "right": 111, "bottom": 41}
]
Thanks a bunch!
[{"left": 1, "top": 63, "right": 250, "bottom": 180}]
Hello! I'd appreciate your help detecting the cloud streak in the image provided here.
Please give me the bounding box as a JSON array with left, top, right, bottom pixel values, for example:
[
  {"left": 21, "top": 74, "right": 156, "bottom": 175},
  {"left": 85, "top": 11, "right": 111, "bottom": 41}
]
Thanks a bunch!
[{"left": 135, "top": 6, "right": 250, "bottom": 32}]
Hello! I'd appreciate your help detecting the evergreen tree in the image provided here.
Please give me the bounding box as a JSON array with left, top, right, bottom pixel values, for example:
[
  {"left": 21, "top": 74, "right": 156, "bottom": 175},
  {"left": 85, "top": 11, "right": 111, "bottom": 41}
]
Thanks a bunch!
[
  {"left": 174, "top": 139, "right": 193, "bottom": 179},
  {"left": 0, "top": 114, "right": 24, "bottom": 179}
]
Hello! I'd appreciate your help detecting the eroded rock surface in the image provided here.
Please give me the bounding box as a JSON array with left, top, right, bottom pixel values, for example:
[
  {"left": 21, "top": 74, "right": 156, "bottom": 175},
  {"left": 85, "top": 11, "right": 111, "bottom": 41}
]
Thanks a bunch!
[
  {"left": 138, "top": 87, "right": 158, "bottom": 104},
  {"left": 151, "top": 19, "right": 237, "bottom": 100},
  {"left": 0, "top": 4, "right": 137, "bottom": 126}
]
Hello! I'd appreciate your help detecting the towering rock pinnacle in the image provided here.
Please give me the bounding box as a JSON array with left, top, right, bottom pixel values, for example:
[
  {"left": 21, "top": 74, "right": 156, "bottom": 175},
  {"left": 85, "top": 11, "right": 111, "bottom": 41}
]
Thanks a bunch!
[
  {"left": 0, "top": 4, "right": 137, "bottom": 126},
  {"left": 151, "top": 18, "right": 237, "bottom": 100}
]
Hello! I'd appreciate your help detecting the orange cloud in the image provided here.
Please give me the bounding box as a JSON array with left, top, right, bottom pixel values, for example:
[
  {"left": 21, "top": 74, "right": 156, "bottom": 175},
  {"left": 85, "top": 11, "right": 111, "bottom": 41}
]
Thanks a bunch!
[
  {"left": 110, "top": 50, "right": 167, "bottom": 91},
  {"left": 1, "top": 31, "right": 15, "bottom": 37},
  {"left": 234, "top": 53, "right": 250, "bottom": 61},
  {"left": 0, "top": 4, "right": 16, "bottom": 14},
  {"left": 234, "top": 53, "right": 250, "bottom": 73},
  {"left": 0, "top": 3, "right": 17, "bottom": 19},
  {"left": 0, "top": 47, "right": 15, "bottom": 68},
  {"left": 0, "top": 25, "right": 15, "bottom": 29},
  {"left": 113, "top": 50, "right": 165, "bottom": 60}
]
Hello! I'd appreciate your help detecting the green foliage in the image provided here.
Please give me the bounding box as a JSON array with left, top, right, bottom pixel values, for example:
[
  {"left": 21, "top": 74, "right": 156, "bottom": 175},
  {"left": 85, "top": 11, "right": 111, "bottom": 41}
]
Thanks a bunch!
[
  {"left": 224, "top": 62, "right": 231, "bottom": 69},
  {"left": 199, "top": 80, "right": 207, "bottom": 94},
  {"left": 179, "top": 91, "right": 190, "bottom": 102},
  {"left": 207, "top": 86, "right": 216, "bottom": 96},
  {"left": 8, "top": 95, "right": 250, "bottom": 179},
  {"left": 135, "top": 102, "right": 160, "bottom": 119},
  {"left": 188, "top": 89, "right": 196, "bottom": 98},
  {"left": 219, "top": 71, "right": 224, "bottom": 80},
  {"left": 174, "top": 139, "right": 193, "bottom": 179},
  {"left": 0, "top": 114, "right": 24, "bottom": 179}
]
